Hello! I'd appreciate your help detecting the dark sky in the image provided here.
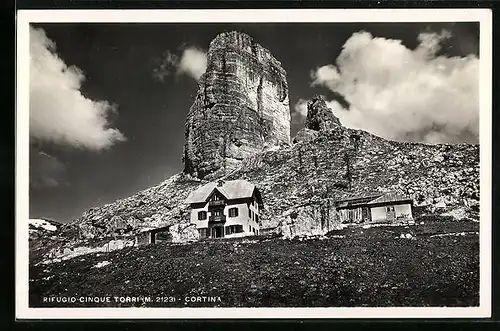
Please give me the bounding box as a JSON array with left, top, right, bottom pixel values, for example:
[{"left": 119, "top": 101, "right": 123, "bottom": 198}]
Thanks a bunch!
[{"left": 28, "top": 22, "right": 480, "bottom": 223}]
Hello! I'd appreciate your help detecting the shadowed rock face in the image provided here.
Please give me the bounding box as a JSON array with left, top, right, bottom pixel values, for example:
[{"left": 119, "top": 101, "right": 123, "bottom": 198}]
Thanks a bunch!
[
  {"left": 293, "top": 95, "right": 342, "bottom": 143},
  {"left": 305, "top": 95, "right": 342, "bottom": 131},
  {"left": 183, "top": 31, "right": 291, "bottom": 179}
]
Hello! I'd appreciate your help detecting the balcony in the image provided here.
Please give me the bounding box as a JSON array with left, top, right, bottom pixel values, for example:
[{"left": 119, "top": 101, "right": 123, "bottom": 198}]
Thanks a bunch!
[
  {"left": 209, "top": 214, "right": 226, "bottom": 223},
  {"left": 208, "top": 200, "right": 225, "bottom": 207}
]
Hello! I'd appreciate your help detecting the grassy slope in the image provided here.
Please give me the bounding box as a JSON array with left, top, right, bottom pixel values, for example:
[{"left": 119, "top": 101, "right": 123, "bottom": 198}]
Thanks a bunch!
[{"left": 29, "top": 220, "right": 479, "bottom": 308}]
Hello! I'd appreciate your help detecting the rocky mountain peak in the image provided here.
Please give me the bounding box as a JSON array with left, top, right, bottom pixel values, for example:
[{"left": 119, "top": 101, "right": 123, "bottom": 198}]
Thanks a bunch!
[
  {"left": 208, "top": 31, "right": 285, "bottom": 70},
  {"left": 305, "top": 95, "right": 342, "bottom": 131},
  {"left": 183, "top": 31, "right": 291, "bottom": 180}
]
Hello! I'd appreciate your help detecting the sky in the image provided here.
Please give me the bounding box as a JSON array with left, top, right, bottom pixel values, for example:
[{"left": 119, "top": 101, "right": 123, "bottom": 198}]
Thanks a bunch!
[{"left": 28, "top": 22, "right": 480, "bottom": 223}]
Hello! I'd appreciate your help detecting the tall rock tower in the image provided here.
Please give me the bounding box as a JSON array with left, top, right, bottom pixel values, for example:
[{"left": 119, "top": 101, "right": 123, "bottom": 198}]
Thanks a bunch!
[{"left": 183, "top": 31, "right": 291, "bottom": 179}]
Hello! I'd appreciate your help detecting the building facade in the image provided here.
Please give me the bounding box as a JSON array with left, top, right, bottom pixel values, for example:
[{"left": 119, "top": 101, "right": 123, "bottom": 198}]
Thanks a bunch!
[
  {"left": 185, "top": 179, "right": 264, "bottom": 238},
  {"left": 336, "top": 191, "right": 413, "bottom": 224}
]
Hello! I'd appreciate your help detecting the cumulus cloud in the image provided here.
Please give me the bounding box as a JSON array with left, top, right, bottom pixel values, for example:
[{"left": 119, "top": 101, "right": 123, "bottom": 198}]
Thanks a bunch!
[
  {"left": 292, "top": 98, "right": 309, "bottom": 124},
  {"left": 178, "top": 47, "right": 208, "bottom": 80},
  {"left": 152, "top": 50, "right": 179, "bottom": 82},
  {"left": 153, "top": 46, "right": 207, "bottom": 82},
  {"left": 308, "top": 29, "right": 479, "bottom": 144},
  {"left": 30, "top": 27, "right": 126, "bottom": 150}
]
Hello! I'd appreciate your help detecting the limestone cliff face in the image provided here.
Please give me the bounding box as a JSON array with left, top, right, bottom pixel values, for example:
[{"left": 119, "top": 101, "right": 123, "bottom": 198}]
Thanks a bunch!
[{"left": 183, "top": 31, "right": 291, "bottom": 179}]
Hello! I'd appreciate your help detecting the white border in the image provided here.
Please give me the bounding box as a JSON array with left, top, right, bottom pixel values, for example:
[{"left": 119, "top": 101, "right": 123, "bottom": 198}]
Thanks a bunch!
[{"left": 16, "top": 8, "right": 492, "bottom": 320}]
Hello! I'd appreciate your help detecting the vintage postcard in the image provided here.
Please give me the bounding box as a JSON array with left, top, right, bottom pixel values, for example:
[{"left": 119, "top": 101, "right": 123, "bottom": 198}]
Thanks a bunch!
[{"left": 16, "top": 8, "right": 492, "bottom": 319}]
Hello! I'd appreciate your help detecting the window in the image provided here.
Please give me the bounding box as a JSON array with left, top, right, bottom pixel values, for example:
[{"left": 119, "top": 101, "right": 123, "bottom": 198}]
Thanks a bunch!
[
  {"left": 248, "top": 207, "right": 251, "bottom": 217},
  {"left": 214, "top": 210, "right": 222, "bottom": 217},
  {"left": 226, "top": 225, "right": 243, "bottom": 235},
  {"left": 256, "top": 214, "right": 259, "bottom": 223},
  {"left": 198, "top": 228, "right": 208, "bottom": 238},
  {"left": 229, "top": 207, "right": 238, "bottom": 217},
  {"left": 198, "top": 211, "right": 207, "bottom": 220},
  {"left": 209, "top": 193, "right": 223, "bottom": 203}
]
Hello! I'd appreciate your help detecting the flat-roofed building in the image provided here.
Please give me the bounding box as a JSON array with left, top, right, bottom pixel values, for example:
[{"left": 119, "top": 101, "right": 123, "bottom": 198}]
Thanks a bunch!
[{"left": 336, "top": 190, "right": 413, "bottom": 224}]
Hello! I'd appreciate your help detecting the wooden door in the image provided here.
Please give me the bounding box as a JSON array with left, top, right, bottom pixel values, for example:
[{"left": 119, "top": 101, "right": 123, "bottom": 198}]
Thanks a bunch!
[
  {"left": 211, "top": 226, "right": 224, "bottom": 238},
  {"left": 386, "top": 206, "right": 395, "bottom": 222},
  {"left": 362, "top": 207, "right": 371, "bottom": 222}
]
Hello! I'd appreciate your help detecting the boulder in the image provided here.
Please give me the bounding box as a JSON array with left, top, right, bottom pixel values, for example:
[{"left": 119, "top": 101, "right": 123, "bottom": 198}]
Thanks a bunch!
[
  {"left": 169, "top": 223, "right": 200, "bottom": 243},
  {"left": 293, "top": 128, "right": 319, "bottom": 143},
  {"left": 280, "top": 202, "right": 342, "bottom": 239}
]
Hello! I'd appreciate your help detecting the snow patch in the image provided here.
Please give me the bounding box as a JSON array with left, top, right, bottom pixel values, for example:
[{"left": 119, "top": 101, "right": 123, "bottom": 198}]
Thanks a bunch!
[
  {"left": 30, "top": 218, "right": 57, "bottom": 231},
  {"left": 399, "top": 233, "right": 414, "bottom": 239},
  {"left": 39, "top": 239, "right": 135, "bottom": 265},
  {"left": 441, "top": 208, "right": 468, "bottom": 220},
  {"left": 430, "top": 231, "right": 478, "bottom": 238},
  {"left": 93, "top": 261, "right": 111, "bottom": 268}
]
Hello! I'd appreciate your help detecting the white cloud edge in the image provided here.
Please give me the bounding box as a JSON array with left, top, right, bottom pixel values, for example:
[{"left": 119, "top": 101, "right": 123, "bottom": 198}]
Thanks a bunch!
[{"left": 29, "top": 26, "right": 126, "bottom": 151}]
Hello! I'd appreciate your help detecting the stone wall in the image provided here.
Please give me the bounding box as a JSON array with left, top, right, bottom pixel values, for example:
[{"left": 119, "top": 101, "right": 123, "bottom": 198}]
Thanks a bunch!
[{"left": 183, "top": 31, "right": 291, "bottom": 179}]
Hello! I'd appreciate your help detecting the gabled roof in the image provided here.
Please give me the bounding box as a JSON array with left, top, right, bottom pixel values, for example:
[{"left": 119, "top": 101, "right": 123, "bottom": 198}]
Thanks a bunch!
[
  {"left": 366, "top": 191, "right": 412, "bottom": 205},
  {"left": 185, "top": 179, "right": 258, "bottom": 204},
  {"left": 336, "top": 190, "right": 412, "bottom": 208},
  {"left": 337, "top": 191, "right": 386, "bottom": 203}
]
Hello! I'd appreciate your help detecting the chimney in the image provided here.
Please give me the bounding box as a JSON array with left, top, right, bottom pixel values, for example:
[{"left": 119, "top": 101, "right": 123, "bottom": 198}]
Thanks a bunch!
[{"left": 217, "top": 179, "right": 225, "bottom": 187}]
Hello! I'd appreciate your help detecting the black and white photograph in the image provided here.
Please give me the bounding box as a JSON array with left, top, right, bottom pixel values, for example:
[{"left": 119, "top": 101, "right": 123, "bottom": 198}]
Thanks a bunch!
[{"left": 16, "top": 9, "right": 492, "bottom": 319}]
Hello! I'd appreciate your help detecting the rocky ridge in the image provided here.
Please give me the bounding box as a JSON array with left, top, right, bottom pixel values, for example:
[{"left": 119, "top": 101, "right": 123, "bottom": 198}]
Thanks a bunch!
[
  {"left": 58, "top": 95, "right": 479, "bottom": 244},
  {"left": 42, "top": 31, "right": 479, "bottom": 258},
  {"left": 226, "top": 96, "right": 479, "bottom": 233}
]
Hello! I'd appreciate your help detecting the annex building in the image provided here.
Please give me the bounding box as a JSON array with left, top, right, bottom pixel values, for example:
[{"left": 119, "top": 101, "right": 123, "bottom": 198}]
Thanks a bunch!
[{"left": 336, "top": 190, "right": 414, "bottom": 224}]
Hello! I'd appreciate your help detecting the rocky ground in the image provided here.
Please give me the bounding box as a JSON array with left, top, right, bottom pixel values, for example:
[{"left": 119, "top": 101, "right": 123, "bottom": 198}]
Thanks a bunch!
[{"left": 29, "top": 219, "right": 479, "bottom": 308}]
